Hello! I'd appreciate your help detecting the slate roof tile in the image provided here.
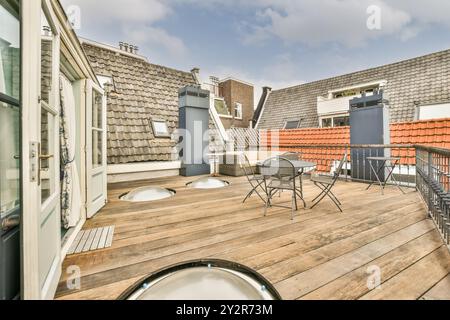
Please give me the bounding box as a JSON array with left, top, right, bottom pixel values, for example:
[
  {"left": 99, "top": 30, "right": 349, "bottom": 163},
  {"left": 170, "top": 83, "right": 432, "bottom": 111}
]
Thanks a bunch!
[
  {"left": 83, "top": 43, "right": 198, "bottom": 165},
  {"left": 258, "top": 49, "right": 450, "bottom": 130}
]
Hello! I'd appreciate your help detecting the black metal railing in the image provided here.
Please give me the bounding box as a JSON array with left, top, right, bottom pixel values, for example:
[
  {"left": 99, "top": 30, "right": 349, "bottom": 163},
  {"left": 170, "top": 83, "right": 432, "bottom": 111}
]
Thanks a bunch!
[{"left": 416, "top": 145, "right": 450, "bottom": 244}]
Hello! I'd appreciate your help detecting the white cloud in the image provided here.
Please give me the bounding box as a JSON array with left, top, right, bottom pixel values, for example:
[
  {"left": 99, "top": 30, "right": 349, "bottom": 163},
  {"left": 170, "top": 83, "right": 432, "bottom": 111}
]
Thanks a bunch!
[
  {"left": 63, "top": 0, "right": 171, "bottom": 24},
  {"left": 61, "top": 0, "right": 187, "bottom": 59},
  {"left": 124, "top": 26, "right": 188, "bottom": 58},
  {"left": 184, "top": 0, "right": 450, "bottom": 46},
  {"left": 245, "top": 0, "right": 411, "bottom": 47}
]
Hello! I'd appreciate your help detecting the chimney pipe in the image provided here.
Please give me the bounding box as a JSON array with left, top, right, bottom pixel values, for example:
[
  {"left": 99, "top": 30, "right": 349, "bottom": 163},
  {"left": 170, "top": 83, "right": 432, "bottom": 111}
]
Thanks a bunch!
[
  {"left": 133, "top": 46, "right": 139, "bottom": 54},
  {"left": 191, "top": 68, "right": 201, "bottom": 85},
  {"left": 263, "top": 86, "right": 272, "bottom": 93},
  {"left": 123, "top": 43, "right": 129, "bottom": 52},
  {"left": 119, "top": 42, "right": 124, "bottom": 50}
]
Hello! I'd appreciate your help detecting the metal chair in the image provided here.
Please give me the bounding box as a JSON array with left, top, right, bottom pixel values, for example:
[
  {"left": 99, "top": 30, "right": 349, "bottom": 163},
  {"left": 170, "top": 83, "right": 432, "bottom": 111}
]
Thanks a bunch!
[
  {"left": 239, "top": 153, "right": 267, "bottom": 204},
  {"left": 310, "top": 154, "right": 348, "bottom": 213},
  {"left": 280, "top": 152, "right": 306, "bottom": 207},
  {"left": 280, "top": 152, "right": 302, "bottom": 161},
  {"left": 261, "top": 157, "right": 298, "bottom": 220}
]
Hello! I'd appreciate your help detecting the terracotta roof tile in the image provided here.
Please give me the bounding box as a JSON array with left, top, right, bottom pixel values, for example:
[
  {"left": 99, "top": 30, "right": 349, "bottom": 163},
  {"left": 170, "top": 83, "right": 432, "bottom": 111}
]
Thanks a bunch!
[{"left": 265, "top": 118, "right": 450, "bottom": 171}]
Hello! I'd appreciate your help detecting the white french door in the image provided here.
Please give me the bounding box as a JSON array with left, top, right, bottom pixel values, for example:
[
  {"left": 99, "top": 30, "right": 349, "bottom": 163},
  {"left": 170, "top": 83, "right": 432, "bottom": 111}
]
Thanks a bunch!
[
  {"left": 86, "top": 80, "right": 107, "bottom": 218},
  {"left": 21, "top": 0, "right": 62, "bottom": 299}
]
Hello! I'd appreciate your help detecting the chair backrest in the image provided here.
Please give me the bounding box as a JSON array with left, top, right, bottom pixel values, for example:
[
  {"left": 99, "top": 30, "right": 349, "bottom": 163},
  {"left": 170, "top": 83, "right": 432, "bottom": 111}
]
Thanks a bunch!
[
  {"left": 332, "top": 153, "right": 348, "bottom": 182},
  {"left": 261, "top": 157, "right": 297, "bottom": 181},
  {"left": 238, "top": 153, "right": 255, "bottom": 179},
  {"left": 281, "top": 152, "right": 301, "bottom": 161}
]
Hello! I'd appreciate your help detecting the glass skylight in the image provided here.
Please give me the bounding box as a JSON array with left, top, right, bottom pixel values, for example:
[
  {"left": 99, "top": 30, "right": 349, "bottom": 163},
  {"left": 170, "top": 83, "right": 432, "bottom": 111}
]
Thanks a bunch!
[
  {"left": 187, "top": 177, "right": 230, "bottom": 189},
  {"left": 120, "top": 186, "right": 175, "bottom": 202}
]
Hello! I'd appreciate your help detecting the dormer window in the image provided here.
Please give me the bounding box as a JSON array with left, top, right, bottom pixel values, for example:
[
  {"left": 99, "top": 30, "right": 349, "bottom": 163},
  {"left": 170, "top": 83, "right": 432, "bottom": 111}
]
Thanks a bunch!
[
  {"left": 284, "top": 120, "right": 300, "bottom": 130},
  {"left": 97, "top": 75, "right": 115, "bottom": 91}
]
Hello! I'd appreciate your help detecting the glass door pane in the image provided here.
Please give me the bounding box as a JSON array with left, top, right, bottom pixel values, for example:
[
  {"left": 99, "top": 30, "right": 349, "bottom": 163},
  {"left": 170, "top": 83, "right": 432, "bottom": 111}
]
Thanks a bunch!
[
  {"left": 40, "top": 108, "right": 55, "bottom": 204},
  {"left": 0, "top": 0, "right": 20, "bottom": 101},
  {"left": 0, "top": 0, "right": 20, "bottom": 218},
  {"left": 92, "top": 89, "right": 103, "bottom": 168},
  {"left": 0, "top": 101, "right": 19, "bottom": 218}
]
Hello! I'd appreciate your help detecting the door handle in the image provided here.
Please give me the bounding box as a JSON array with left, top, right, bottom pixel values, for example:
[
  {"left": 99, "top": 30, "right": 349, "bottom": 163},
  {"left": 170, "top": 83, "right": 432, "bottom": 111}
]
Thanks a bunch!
[
  {"left": 39, "top": 154, "right": 54, "bottom": 160},
  {"left": 38, "top": 142, "right": 54, "bottom": 186}
]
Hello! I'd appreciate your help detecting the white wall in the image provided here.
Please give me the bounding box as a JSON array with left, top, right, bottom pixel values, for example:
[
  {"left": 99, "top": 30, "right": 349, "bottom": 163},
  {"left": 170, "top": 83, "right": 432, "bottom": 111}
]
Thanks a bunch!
[{"left": 419, "top": 103, "right": 450, "bottom": 120}]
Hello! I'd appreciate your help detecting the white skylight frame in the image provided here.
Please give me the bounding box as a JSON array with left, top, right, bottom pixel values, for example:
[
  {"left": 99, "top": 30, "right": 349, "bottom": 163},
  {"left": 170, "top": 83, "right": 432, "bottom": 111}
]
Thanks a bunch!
[{"left": 151, "top": 119, "right": 171, "bottom": 138}]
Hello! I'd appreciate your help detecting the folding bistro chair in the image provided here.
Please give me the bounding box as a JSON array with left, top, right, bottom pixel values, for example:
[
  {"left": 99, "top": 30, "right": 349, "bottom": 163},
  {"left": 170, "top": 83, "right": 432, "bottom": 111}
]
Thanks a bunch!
[
  {"left": 280, "top": 152, "right": 306, "bottom": 205},
  {"left": 310, "top": 154, "right": 347, "bottom": 213},
  {"left": 239, "top": 153, "right": 267, "bottom": 204},
  {"left": 261, "top": 157, "right": 298, "bottom": 220},
  {"left": 280, "top": 152, "right": 302, "bottom": 161}
]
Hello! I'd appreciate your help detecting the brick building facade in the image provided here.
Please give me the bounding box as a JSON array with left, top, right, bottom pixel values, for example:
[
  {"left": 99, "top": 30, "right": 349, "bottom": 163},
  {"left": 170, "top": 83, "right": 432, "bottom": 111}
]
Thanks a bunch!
[{"left": 216, "top": 78, "right": 254, "bottom": 129}]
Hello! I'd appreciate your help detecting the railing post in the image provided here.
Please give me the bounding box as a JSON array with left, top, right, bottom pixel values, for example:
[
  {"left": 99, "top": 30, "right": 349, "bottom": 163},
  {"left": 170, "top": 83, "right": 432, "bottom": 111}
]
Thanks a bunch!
[{"left": 428, "top": 151, "right": 433, "bottom": 219}]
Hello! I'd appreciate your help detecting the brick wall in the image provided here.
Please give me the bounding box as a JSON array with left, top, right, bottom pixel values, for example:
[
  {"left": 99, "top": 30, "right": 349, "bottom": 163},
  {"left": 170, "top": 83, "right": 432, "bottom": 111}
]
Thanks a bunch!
[{"left": 219, "top": 79, "right": 254, "bottom": 129}]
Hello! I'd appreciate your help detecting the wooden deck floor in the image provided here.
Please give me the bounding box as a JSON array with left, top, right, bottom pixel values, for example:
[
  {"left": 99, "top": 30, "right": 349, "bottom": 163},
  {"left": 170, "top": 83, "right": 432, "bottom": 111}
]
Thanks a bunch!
[{"left": 56, "top": 175, "right": 450, "bottom": 300}]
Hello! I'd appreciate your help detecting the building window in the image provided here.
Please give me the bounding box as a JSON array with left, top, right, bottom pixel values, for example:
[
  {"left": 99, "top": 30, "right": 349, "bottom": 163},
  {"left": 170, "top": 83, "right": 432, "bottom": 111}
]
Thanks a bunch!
[
  {"left": 214, "top": 98, "right": 231, "bottom": 117},
  {"left": 152, "top": 120, "right": 170, "bottom": 138},
  {"left": 235, "top": 102, "right": 243, "bottom": 119},
  {"left": 320, "top": 115, "right": 350, "bottom": 128},
  {"left": 333, "top": 85, "right": 379, "bottom": 99},
  {"left": 321, "top": 118, "right": 332, "bottom": 128},
  {"left": 284, "top": 120, "right": 300, "bottom": 130},
  {"left": 334, "top": 116, "right": 350, "bottom": 127},
  {"left": 97, "top": 75, "right": 115, "bottom": 91}
]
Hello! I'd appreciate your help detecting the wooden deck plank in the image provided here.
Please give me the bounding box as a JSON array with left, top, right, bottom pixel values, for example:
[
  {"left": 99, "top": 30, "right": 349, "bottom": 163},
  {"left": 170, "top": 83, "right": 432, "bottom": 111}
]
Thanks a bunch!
[
  {"left": 302, "top": 231, "right": 444, "bottom": 300},
  {"left": 275, "top": 219, "right": 436, "bottom": 299},
  {"left": 360, "top": 246, "right": 450, "bottom": 300},
  {"left": 421, "top": 273, "right": 450, "bottom": 300},
  {"left": 55, "top": 175, "right": 450, "bottom": 300}
]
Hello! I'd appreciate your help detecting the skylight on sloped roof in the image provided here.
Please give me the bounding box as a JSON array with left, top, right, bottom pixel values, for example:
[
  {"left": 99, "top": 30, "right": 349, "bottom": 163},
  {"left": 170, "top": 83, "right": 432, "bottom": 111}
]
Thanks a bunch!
[{"left": 214, "top": 98, "right": 231, "bottom": 116}]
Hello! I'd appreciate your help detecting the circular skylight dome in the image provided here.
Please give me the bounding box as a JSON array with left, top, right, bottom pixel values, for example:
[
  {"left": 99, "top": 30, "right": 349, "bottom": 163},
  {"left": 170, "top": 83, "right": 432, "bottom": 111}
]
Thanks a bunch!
[
  {"left": 120, "top": 186, "right": 175, "bottom": 202},
  {"left": 187, "top": 177, "right": 230, "bottom": 189},
  {"left": 120, "top": 260, "right": 281, "bottom": 301}
]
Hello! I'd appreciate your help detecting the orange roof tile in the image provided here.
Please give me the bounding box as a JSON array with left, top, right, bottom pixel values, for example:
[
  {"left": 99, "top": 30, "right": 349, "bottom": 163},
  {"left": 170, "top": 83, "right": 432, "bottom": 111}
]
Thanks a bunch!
[{"left": 264, "top": 118, "right": 450, "bottom": 172}]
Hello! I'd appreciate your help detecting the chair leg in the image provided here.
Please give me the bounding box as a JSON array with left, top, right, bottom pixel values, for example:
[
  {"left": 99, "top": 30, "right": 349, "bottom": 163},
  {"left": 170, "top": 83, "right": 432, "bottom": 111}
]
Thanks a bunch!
[
  {"left": 311, "top": 184, "right": 343, "bottom": 213},
  {"left": 328, "top": 190, "right": 342, "bottom": 206},
  {"left": 291, "top": 193, "right": 296, "bottom": 220},
  {"left": 293, "top": 189, "right": 298, "bottom": 211},
  {"left": 312, "top": 183, "right": 326, "bottom": 202},
  {"left": 325, "top": 192, "right": 343, "bottom": 212},
  {"left": 264, "top": 190, "right": 273, "bottom": 217},
  {"left": 243, "top": 189, "right": 255, "bottom": 203},
  {"left": 311, "top": 185, "right": 332, "bottom": 210}
]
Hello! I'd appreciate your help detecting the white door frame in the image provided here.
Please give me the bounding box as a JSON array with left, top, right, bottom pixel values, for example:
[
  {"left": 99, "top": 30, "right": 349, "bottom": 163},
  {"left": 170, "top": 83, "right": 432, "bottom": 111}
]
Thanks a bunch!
[{"left": 86, "top": 80, "right": 107, "bottom": 218}]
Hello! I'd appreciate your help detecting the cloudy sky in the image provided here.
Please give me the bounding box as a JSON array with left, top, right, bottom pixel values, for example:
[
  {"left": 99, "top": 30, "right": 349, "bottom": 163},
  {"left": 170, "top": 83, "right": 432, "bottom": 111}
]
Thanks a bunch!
[{"left": 61, "top": 0, "right": 450, "bottom": 101}]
